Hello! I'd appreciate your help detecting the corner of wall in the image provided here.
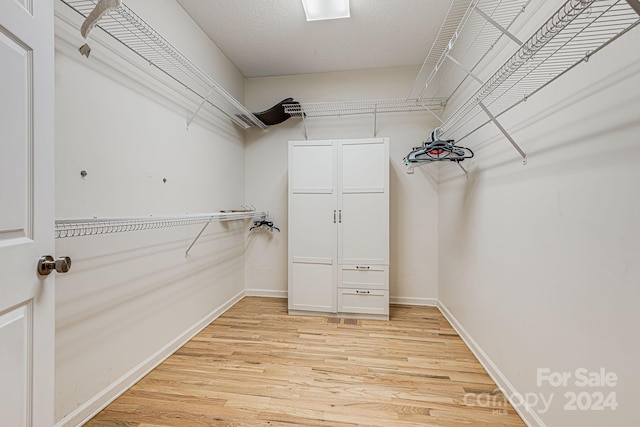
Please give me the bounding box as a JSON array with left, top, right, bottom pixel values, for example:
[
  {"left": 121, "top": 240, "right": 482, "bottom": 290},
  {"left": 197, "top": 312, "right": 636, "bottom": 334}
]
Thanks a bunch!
[{"left": 436, "top": 299, "right": 546, "bottom": 427}]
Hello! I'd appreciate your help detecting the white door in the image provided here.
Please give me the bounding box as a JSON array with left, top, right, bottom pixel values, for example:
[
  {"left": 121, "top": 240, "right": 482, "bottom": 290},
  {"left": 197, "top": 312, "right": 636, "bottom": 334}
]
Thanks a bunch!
[
  {"left": 338, "top": 138, "right": 389, "bottom": 265},
  {"left": 288, "top": 141, "right": 337, "bottom": 313},
  {"left": 0, "top": 1, "right": 55, "bottom": 426}
]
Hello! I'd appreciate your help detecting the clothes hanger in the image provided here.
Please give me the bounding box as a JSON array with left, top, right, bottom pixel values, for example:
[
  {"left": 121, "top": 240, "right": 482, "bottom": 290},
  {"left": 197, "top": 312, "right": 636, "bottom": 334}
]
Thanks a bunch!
[
  {"left": 405, "top": 140, "right": 474, "bottom": 164},
  {"left": 250, "top": 220, "right": 280, "bottom": 232},
  {"left": 403, "top": 130, "right": 473, "bottom": 166}
]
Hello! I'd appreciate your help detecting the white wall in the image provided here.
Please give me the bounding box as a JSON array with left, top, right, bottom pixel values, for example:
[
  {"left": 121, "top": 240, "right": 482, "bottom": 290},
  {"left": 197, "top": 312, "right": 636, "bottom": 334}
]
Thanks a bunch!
[
  {"left": 53, "top": 0, "right": 248, "bottom": 423},
  {"left": 52, "top": 0, "right": 640, "bottom": 426},
  {"left": 438, "top": 20, "right": 640, "bottom": 427},
  {"left": 243, "top": 67, "right": 440, "bottom": 303}
]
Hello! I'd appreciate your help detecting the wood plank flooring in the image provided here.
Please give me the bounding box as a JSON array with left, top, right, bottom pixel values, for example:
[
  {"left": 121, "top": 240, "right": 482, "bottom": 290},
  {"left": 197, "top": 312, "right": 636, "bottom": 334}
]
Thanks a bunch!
[{"left": 86, "top": 297, "right": 526, "bottom": 426}]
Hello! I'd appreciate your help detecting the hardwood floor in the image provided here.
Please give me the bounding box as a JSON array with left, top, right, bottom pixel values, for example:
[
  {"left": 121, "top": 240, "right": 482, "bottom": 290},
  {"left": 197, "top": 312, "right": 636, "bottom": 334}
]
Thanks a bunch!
[{"left": 86, "top": 297, "right": 526, "bottom": 426}]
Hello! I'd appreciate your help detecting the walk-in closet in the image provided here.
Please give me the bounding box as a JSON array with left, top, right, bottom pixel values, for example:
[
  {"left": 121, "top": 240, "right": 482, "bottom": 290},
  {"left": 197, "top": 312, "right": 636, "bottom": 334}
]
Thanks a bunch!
[{"left": 1, "top": 0, "right": 639, "bottom": 426}]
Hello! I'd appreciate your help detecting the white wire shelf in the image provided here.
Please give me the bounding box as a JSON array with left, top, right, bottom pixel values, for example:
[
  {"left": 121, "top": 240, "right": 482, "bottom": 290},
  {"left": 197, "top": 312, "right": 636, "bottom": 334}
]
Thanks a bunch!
[
  {"left": 409, "top": 0, "right": 476, "bottom": 99},
  {"left": 59, "top": 0, "right": 267, "bottom": 130},
  {"left": 409, "top": 0, "right": 532, "bottom": 101},
  {"left": 55, "top": 211, "right": 266, "bottom": 239},
  {"left": 439, "top": 0, "right": 640, "bottom": 141},
  {"left": 282, "top": 98, "right": 447, "bottom": 118}
]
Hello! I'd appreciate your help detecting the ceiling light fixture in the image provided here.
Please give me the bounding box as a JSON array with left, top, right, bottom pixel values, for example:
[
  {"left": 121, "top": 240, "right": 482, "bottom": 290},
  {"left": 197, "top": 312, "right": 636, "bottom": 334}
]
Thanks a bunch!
[{"left": 301, "top": 0, "right": 350, "bottom": 21}]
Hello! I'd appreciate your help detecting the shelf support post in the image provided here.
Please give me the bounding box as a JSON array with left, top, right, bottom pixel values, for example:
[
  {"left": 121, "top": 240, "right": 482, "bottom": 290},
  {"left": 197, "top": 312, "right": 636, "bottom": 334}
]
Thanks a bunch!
[
  {"left": 301, "top": 109, "right": 308, "bottom": 139},
  {"left": 420, "top": 101, "right": 444, "bottom": 124},
  {"left": 186, "top": 88, "right": 214, "bottom": 129},
  {"left": 446, "top": 54, "right": 485, "bottom": 85},
  {"left": 185, "top": 220, "right": 212, "bottom": 257},
  {"left": 479, "top": 102, "right": 527, "bottom": 164},
  {"left": 457, "top": 161, "right": 469, "bottom": 177},
  {"left": 373, "top": 106, "right": 378, "bottom": 137},
  {"left": 473, "top": 6, "right": 524, "bottom": 46}
]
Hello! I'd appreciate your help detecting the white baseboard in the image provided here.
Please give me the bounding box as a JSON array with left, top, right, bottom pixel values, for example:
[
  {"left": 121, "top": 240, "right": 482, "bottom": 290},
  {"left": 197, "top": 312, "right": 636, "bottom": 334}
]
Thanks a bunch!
[
  {"left": 390, "top": 296, "right": 438, "bottom": 306},
  {"left": 244, "top": 291, "right": 437, "bottom": 305},
  {"left": 436, "top": 301, "right": 547, "bottom": 427},
  {"left": 245, "top": 288, "right": 288, "bottom": 298},
  {"left": 55, "top": 290, "right": 246, "bottom": 427}
]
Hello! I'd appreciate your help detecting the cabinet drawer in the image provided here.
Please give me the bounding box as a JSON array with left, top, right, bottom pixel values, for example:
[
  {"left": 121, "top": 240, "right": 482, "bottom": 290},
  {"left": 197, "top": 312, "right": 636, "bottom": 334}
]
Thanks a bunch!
[
  {"left": 339, "top": 265, "right": 388, "bottom": 290},
  {"left": 338, "top": 288, "right": 389, "bottom": 316}
]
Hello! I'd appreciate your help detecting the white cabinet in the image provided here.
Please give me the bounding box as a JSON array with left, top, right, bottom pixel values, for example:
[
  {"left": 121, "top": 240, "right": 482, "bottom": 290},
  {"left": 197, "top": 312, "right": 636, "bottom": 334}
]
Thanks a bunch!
[{"left": 288, "top": 138, "right": 389, "bottom": 319}]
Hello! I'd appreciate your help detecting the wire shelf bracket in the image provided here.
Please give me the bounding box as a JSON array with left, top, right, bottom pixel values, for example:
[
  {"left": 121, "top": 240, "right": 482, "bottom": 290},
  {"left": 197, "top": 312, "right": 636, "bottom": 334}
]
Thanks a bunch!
[
  {"left": 478, "top": 102, "right": 527, "bottom": 164},
  {"left": 446, "top": 53, "right": 485, "bottom": 85},
  {"left": 183, "top": 209, "right": 265, "bottom": 257},
  {"left": 473, "top": 5, "right": 524, "bottom": 47},
  {"left": 59, "top": 0, "right": 267, "bottom": 130},
  {"left": 457, "top": 161, "right": 469, "bottom": 177},
  {"left": 186, "top": 88, "right": 214, "bottom": 129}
]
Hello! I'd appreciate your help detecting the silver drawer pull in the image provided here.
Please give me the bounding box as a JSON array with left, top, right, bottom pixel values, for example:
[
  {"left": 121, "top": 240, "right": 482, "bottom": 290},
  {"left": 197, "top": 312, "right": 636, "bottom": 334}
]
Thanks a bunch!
[
  {"left": 356, "top": 290, "right": 370, "bottom": 294},
  {"left": 356, "top": 266, "right": 370, "bottom": 270}
]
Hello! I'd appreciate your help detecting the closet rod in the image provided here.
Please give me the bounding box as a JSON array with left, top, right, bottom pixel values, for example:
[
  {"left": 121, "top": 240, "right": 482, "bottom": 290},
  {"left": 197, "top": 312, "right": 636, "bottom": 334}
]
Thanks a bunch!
[
  {"left": 59, "top": 0, "right": 267, "bottom": 130},
  {"left": 55, "top": 211, "right": 267, "bottom": 239}
]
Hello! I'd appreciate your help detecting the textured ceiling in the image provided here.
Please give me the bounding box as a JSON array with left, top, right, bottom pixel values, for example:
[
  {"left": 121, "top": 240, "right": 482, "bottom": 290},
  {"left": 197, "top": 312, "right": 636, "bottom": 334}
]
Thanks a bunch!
[{"left": 176, "top": 0, "right": 454, "bottom": 78}]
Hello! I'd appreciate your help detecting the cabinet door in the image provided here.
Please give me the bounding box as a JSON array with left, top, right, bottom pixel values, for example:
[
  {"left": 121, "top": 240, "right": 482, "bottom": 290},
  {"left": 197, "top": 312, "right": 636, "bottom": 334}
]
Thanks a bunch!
[
  {"left": 338, "top": 138, "right": 389, "bottom": 265},
  {"left": 288, "top": 141, "right": 337, "bottom": 312}
]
